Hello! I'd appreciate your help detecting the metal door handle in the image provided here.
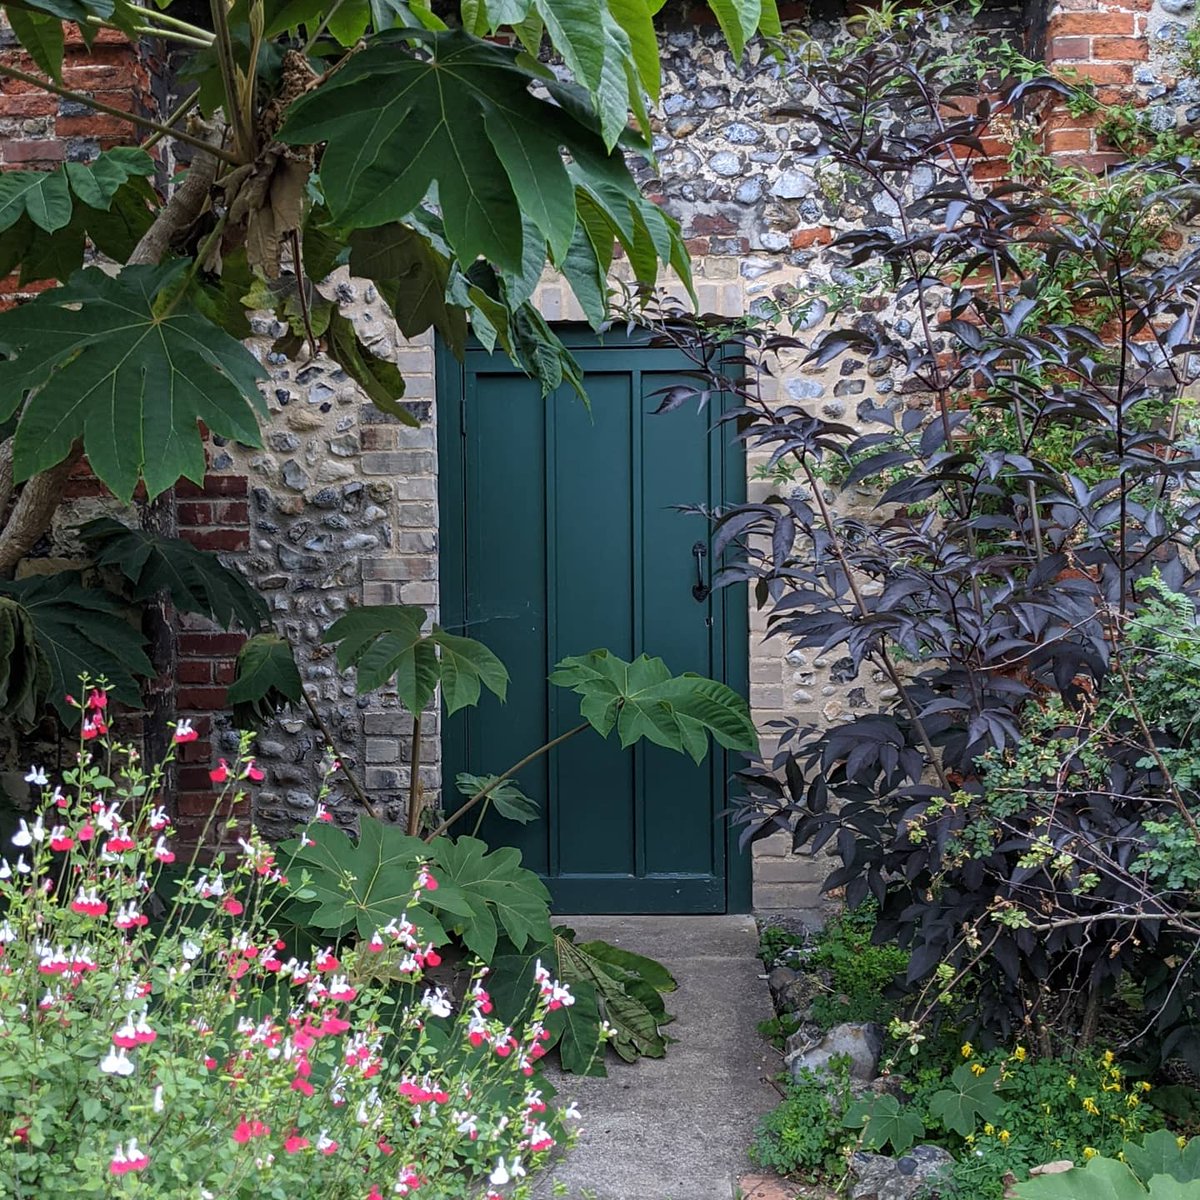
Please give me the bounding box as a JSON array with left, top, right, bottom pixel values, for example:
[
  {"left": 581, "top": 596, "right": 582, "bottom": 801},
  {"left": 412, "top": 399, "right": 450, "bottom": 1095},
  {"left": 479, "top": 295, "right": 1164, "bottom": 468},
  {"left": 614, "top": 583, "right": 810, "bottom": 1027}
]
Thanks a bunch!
[{"left": 691, "top": 541, "right": 710, "bottom": 602}]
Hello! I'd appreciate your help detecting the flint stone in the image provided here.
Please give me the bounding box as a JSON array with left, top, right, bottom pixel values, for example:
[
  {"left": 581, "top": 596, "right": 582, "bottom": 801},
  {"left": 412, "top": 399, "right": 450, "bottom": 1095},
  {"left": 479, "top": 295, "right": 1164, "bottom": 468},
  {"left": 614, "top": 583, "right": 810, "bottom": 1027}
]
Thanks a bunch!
[
  {"left": 787, "top": 1021, "right": 883, "bottom": 1082},
  {"left": 849, "top": 1146, "right": 955, "bottom": 1200},
  {"left": 770, "top": 170, "right": 816, "bottom": 199}
]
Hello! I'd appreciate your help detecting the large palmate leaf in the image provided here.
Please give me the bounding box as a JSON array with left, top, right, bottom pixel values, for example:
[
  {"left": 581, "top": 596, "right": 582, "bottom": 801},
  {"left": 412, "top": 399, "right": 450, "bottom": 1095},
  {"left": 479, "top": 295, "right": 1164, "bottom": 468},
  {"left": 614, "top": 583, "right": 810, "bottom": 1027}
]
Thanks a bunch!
[
  {"left": 0, "top": 572, "right": 152, "bottom": 720},
  {"left": 79, "top": 518, "right": 268, "bottom": 631},
  {"left": 843, "top": 1093, "right": 927, "bottom": 1156},
  {"left": 280, "top": 818, "right": 452, "bottom": 941},
  {"left": 425, "top": 835, "right": 552, "bottom": 960},
  {"left": 455, "top": 773, "right": 540, "bottom": 825},
  {"left": 279, "top": 29, "right": 639, "bottom": 270},
  {"left": 0, "top": 148, "right": 154, "bottom": 234},
  {"left": 325, "top": 605, "right": 508, "bottom": 716},
  {"left": 225, "top": 634, "right": 304, "bottom": 727},
  {"left": 0, "top": 263, "right": 266, "bottom": 502},
  {"left": 927, "top": 1063, "right": 1007, "bottom": 1137},
  {"left": 550, "top": 649, "right": 758, "bottom": 762},
  {"left": 0, "top": 598, "right": 51, "bottom": 730},
  {"left": 488, "top": 927, "right": 676, "bottom": 1075},
  {"left": 1124, "top": 1131, "right": 1200, "bottom": 1186},
  {"left": 1014, "top": 1155, "right": 1200, "bottom": 1199}
]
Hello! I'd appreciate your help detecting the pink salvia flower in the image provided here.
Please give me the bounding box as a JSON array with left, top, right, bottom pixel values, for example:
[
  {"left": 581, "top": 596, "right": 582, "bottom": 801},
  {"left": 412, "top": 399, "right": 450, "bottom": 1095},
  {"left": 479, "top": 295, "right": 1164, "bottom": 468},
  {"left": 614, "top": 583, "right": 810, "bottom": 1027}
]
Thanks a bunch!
[
  {"left": 70, "top": 886, "right": 107, "bottom": 917},
  {"left": 49, "top": 826, "right": 74, "bottom": 852},
  {"left": 153, "top": 835, "right": 175, "bottom": 863},
  {"left": 87, "top": 688, "right": 108, "bottom": 711},
  {"left": 245, "top": 761, "right": 265, "bottom": 782},
  {"left": 209, "top": 759, "right": 230, "bottom": 784},
  {"left": 173, "top": 718, "right": 198, "bottom": 743},
  {"left": 284, "top": 1134, "right": 309, "bottom": 1154},
  {"left": 109, "top": 1137, "right": 148, "bottom": 1175}
]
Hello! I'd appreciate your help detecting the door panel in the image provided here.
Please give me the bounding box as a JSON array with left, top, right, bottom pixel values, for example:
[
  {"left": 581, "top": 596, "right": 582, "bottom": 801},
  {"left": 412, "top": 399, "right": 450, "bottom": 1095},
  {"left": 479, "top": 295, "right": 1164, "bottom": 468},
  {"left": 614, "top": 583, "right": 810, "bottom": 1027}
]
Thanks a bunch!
[{"left": 439, "top": 334, "right": 746, "bottom": 914}]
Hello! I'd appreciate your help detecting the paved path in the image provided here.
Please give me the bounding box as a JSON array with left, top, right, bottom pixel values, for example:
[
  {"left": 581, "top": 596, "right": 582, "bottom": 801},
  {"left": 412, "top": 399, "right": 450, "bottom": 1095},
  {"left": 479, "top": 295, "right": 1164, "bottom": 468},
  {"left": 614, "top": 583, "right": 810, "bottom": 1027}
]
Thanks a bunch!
[{"left": 533, "top": 915, "right": 780, "bottom": 1200}]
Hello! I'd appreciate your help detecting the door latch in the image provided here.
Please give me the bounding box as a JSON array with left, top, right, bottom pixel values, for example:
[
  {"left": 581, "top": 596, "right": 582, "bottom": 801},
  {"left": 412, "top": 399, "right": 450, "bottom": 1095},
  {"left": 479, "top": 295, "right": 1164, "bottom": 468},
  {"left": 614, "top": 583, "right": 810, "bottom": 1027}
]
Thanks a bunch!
[{"left": 691, "top": 541, "right": 710, "bottom": 602}]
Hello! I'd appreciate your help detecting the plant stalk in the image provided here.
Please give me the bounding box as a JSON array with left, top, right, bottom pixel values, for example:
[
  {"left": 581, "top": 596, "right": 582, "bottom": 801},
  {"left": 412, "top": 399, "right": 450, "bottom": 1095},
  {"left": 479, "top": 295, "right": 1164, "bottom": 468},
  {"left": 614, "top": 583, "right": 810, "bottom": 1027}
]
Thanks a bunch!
[{"left": 406, "top": 709, "right": 423, "bottom": 837}]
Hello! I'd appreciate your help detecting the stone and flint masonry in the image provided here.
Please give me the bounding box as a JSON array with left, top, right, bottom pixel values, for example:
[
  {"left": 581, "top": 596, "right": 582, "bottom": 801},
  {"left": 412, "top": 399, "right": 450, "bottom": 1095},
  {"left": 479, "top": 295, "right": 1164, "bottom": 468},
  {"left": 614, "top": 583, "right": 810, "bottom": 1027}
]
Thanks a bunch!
[{"left": 0, "top": 0, "right": 1182, "bottom": 911}]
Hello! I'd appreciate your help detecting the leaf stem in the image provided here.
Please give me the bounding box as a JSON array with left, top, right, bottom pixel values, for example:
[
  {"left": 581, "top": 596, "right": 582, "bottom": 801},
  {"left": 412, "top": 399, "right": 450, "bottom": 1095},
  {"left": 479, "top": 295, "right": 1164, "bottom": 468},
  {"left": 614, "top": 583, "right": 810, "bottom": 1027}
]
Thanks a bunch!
[
  {"left": 424, "top": 720, "right": 591, "bottom": 841},
  {"left": 0, "top": 63, "right": 241, "bottom": 164},
  {"left": 299, "top": 684, "right": 376, "bottom": 814},
  {"left": 406, "top": 709, "right": 423, "bottom": 836},
  {"left": 140, "top": 89, "right": 200, "bottom": 153}
]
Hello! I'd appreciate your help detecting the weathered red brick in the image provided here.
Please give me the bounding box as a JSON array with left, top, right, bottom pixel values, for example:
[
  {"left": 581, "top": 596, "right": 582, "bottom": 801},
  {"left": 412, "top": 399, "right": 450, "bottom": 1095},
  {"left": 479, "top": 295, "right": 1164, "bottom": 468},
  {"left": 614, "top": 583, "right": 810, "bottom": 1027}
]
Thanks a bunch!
[
  {"left": 178, "top": 632, "right": 246, "bottom": 656},
  {"left": 180, "top": 528, "right": 250, "bottom": 552}
]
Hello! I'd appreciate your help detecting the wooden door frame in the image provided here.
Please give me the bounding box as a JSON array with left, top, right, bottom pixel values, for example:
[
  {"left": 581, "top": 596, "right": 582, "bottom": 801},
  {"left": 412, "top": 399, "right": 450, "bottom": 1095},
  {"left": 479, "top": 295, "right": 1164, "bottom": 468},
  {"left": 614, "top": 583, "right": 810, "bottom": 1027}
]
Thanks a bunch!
[{"left": 435, "top": 326, "right": 752, "bottom": 914}]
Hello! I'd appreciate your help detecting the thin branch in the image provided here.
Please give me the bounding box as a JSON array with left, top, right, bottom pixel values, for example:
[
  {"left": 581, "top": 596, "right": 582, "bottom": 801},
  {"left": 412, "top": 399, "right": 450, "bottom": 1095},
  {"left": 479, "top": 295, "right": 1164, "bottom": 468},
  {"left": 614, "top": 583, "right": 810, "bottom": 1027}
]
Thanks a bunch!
[
  {"left": 0, "top": 64, "right": 241, "bottom": 165},
  {"left": 140, "top": 89, "right": 200, "bottom": 153},
  {"left": 300, "top": 685, "right": 377, "bottom": 815}
]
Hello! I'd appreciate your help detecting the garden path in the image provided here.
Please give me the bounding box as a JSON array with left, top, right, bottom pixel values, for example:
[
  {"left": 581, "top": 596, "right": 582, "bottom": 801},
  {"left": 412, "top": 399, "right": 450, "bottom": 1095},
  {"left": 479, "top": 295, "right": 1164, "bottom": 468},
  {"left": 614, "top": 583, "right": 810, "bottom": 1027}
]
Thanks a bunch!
[{"left": 532, "top": 915, "right": 779, "bottom": 1200}]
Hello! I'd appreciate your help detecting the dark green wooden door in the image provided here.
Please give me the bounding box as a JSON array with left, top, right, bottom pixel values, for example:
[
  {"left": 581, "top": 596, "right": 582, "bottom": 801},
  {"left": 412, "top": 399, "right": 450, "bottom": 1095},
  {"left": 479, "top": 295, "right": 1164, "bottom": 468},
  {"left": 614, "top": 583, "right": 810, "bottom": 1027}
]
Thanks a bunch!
[{"left": 438, "top": 333, "right": 748, "bottom": 914}]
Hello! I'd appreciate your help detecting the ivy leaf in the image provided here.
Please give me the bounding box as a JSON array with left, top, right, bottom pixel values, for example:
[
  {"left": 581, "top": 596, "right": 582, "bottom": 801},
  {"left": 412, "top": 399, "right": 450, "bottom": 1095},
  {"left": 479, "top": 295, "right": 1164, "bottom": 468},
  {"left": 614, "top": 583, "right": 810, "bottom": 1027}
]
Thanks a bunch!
[
  {"left": 550, "top": 649, "right": 759, "bottom": 762},
  {"left": 843, "top": 1094, "right": 926, "bottom": 1155},
  {"left": 455, "top": 773, "right": 540, "bottom": 825},
  {"left": 0, "top": 572, "right": 152, "bottom": 721},
  {"left": 928, "top": 1063, "right": 1007, "bottom": 1138},
  {"left": 0, "top": 263, "right": 266, "bottom": 502},
  {"left": 280, "top": 30, "right": 609, "bottom": 269},
  {"left": 6, "top": 6, "right": 64, "bottom": 79},
  {"left": 425, "top": 835, "right": 552, "bottom": 959},
  {"left": 79, "top": 518, "right": 267, "bottom": 631},
  {"left": 225, "top": 634, "right": 304, "bottom": 727}
]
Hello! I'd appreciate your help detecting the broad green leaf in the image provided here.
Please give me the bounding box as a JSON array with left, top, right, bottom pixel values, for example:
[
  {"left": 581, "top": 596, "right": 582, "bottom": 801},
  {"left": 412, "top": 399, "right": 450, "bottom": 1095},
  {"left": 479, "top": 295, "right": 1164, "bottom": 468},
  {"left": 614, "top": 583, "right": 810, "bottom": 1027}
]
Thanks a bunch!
[
  {"left": 426, "top": 835, "right": 552, "bottom": 958},
  {"left": 706, "top": 0, "right": 762, "bottom": 60},
  {"left": 455, "top": 773, "right": 540, "bottom": 824},
  {"left": 80, "top": 517, "right": 268, "bottom": 631},
  {"left": 577, "top": 939, "right": 677, "bottom": 994},
  {"left": 225, "top": 634, "right": 304, "bottom": 726},
  {"left": 349, "top": 222, "right": 468, "bottom": 355},
  {"left": 325, "top": 604, "right": 439, "bottom": 712},
  {"left": 281, "top": 819, "right": 446, "bottom": 941},
  {"left": 0, "top": 264, "right": 265, "bottom": 502},
  {"left": 533, "top": 0, "right": 604, "bottom": 92},
  {"left": 64, "top": 147, "right": 155, "bottom": 210},
  {"left": 1125, "top": 1131, "right": 1200, "bottom": 1186},
  {"left": 431, "top": 627, "right": 509, "bottom": 713},
  {"left": 843, "top": 1094, "right": 926, "bottom": 1155},
  {"left": 5, "top": 0, "right": 114, "bottom": 22},
  {"left": 326, "top": 0, "right": 371, "bottom": 43},
  {"left": 1013, "top": 1156, "right": 1170, "bottom": 1199},
  {"left": 326, "top": 310, "right": 417, "bottom": 426},
  {"left": 550, "top": 649, "right": 758, "bottom": 762},
  {"left": 0, "top": 598, "right": 51, "bottom": 729},
  {"left": 928, "top": 1063, "right": 1006, "bottom": 1138},
  {"left": 559, "top": 221, "right": 609, "bottom": 329},
  {"left": 0, "top": 571, "right": 152, "bottom": 721},
  {"left": 606, "top": 0, "right": 659, "bottom": 101},
  {"left": 6, "top": 5, "right": 64, "bottom": 79},
  {"left": 0, "top": 169, "right": 72, "bottom": 234},
  {"left": 279, "top": 31, "right": 616, "bottom": 270}
]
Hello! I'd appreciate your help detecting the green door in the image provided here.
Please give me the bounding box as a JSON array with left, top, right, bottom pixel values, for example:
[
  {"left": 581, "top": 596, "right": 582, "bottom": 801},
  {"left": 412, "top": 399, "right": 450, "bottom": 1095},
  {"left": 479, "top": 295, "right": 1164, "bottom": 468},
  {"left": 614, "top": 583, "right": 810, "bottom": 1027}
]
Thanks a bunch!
[{"left": 438, "top": 332, "right": 748, "bottom": 914}]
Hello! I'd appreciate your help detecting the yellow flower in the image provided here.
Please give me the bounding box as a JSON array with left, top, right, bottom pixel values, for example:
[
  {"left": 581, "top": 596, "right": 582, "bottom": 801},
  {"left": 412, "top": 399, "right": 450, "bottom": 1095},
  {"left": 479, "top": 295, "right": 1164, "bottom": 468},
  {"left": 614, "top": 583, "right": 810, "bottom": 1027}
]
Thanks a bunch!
[
  {"left": 984, "top": 1124, "right": 995, "bottom": 1136},
  {"left": 999, "top": 1130, "right": 1011, "bottom": 1144},
  {"left": 1126, "top": 1094, "right": 1141, "bottom": 1109},
  {"left": 961, "top": 1042, "right": 974, "bottom": 1059},
  {"left": 1179, "top": 1137, "right": 1189, "bottom": 1150},
  {"left": 1083, "top": 1097, "right": 1100, "bottom": 1116},
  {"left": 1013, "top": 1045, "right": 1028, "bottom": 1062},
  {"left": 1103, "top": 1050, "right": 1115, "bottom": 1067},
  {"left": 971, "top": 1063, "right": 987, "bottom": 1077},
  {"left": 1139, "top": 1081, "right": 1152, "bottom": 1093},
  {"left": 1083, "top": 1147, "right": 1098, "bottom": 1160},
  {"left": 1067, "top": 1075, "right": 1077, "bottom": 1089}
]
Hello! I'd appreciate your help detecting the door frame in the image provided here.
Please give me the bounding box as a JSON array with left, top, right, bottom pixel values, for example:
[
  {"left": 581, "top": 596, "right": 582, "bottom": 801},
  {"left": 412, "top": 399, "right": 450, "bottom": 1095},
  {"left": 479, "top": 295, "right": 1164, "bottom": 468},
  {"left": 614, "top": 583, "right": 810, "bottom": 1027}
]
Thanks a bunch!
[{"left": 435, "top": 326, "right": 752, "bottom": 914}]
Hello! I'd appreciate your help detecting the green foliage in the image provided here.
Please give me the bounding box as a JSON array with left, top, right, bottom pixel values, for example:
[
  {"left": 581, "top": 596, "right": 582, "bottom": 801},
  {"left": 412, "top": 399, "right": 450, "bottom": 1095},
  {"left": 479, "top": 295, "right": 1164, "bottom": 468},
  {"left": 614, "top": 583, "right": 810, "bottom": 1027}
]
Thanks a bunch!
[
  {"left": 550, "top": 648, "right": 759, "bottom": 761},
  {"left": 0, "top": 572, "right": 152, "bottom": 720},
  {"left": 1013, "top": 1131, "right": 1200, "bottom": 1200},
  {"left": 79, "top": 517, "right": 268, "bottom": 632},
  {"left": 749, "top": 1059, "right": 854, "bottom": 1179},
  {"left": 928, "top": 1063, "right": 1008, "bottom": 1137},
  {"left": 0, "top": 597, "right": 49, "bottom": 729},
  {"left": 0, "top": 147, "right": 152, "bottom": 234},
  {"left": 455, "top": 772, "right": 540, "bottom": 825},
  {"left": 326, "top": 604, "right": 509, "bottom": 716},
  {"left": 225, "top": 633, "right": 304, "bottom": 726},
  {"left": 844, "top": 1093, "right": 927, "bottom": 1155},
  {"left": 0, "top": 263, "right": 266, "bottom": 502},
  {"left": 807, "top": 903, "right": 908, "bottom": 1029}
]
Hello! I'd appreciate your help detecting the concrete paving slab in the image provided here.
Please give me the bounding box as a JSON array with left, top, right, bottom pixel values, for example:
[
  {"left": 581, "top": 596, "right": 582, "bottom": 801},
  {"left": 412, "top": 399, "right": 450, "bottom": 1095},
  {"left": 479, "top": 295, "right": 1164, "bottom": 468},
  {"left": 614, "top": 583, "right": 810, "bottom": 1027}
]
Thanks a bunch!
[{"left": 532, "top": 915, "right": 781, "bottom": 1200}]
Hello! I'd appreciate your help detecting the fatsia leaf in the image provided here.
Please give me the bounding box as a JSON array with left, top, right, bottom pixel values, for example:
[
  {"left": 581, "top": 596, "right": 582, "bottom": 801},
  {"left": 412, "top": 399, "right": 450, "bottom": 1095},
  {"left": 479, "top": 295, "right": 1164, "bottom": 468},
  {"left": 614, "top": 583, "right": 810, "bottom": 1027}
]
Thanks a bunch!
[
  {"left": 843, "top": 1094, "right": 926, "bottom": 1155},
  {"left": 224, "top": 634, "right": 304, "bottom": 727},
  {"left": 928, "top": 1063, "right": 1006, "bottom": 1137},
  {"left": 550, "top": 649, "right": 758, "bottom": 762},
  {"left": 1124, "top": 1131, "right": 1200, "bottom": 1185},
  {"left": 280, "top": 30, "right": 612, "bottom": 269},
  {"left": 0, "top": 264, "right": 266, "bottom": 502},
  {"left": 455, "top": 773, "right": 540, "bottom": 824},
  {"left": 430, "top": 628, "right": 508, "bottom": 714},
  {"left": 0, "top": 571, "right": 152, "bottom": 721},
  {"left": 425, "top": 835, "right": 552, "bottom": 959},
  {"left": 1013, "top": 1156, "right": 1169, "bottom": 1199},
  {"left": 324, "top": 604, "right": 438, "bottom": 713},
  {"left": 79, "top": 517, "right": 267, "bottom": 631}
]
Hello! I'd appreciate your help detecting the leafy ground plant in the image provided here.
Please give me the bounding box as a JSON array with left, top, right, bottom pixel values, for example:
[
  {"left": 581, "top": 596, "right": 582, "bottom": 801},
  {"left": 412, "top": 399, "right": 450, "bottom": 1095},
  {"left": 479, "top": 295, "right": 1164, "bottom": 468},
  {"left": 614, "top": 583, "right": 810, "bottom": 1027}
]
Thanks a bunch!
[
  {"left": 749, "top": 1058, "right": 854, "bottom": 1180},
  {"left": 0, "top": 686, "right": 580, "bottom": 1198}
]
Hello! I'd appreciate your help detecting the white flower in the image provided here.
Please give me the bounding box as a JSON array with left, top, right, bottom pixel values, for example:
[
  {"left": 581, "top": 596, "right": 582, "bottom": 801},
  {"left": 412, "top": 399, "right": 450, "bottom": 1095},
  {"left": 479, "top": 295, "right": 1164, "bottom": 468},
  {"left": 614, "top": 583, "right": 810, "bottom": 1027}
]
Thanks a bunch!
[
  {"left": 100, "top": 1046, "right": 135, "bottom": 1076},
  {"left": 153, "top": 1085, "right": 164, "bottom": 1113},
  {"left": 489, "top": 1159, "right": 511, "bottom": 1187},
  {"left": 181, "top": 940, "right": 202, "bottom": 961},
  {"left": 563, "top": 1102, "right": 582, "bottom": 1120},
  {"left": 420, "top": 987, "right": 453, "bottom": 1019},
  {"left": 11, "top": 820, "right": 32, "bottom": 848},
  {"left": 23, "top": 765, "right": 48, "bottom": 787}
]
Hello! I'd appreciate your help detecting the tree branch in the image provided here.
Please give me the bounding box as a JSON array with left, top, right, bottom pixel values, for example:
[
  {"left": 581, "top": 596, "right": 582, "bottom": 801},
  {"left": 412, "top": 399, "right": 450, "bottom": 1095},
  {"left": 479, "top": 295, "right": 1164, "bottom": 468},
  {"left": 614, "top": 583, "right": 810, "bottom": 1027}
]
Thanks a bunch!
[{"left": 0, "top": 450, "right": 84, "bottom": 576}]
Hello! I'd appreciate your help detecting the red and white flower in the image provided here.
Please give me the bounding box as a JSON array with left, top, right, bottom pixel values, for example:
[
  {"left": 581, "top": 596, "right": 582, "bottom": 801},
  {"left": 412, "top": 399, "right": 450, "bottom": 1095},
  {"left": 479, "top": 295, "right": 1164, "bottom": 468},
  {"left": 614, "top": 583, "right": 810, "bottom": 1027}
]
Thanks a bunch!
[
  {"left": 109, "top": 1137, "right": 149, "bottom": 1175},
  {"left": 173, "top": 718, "right": 199, "bottom": 743}
]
